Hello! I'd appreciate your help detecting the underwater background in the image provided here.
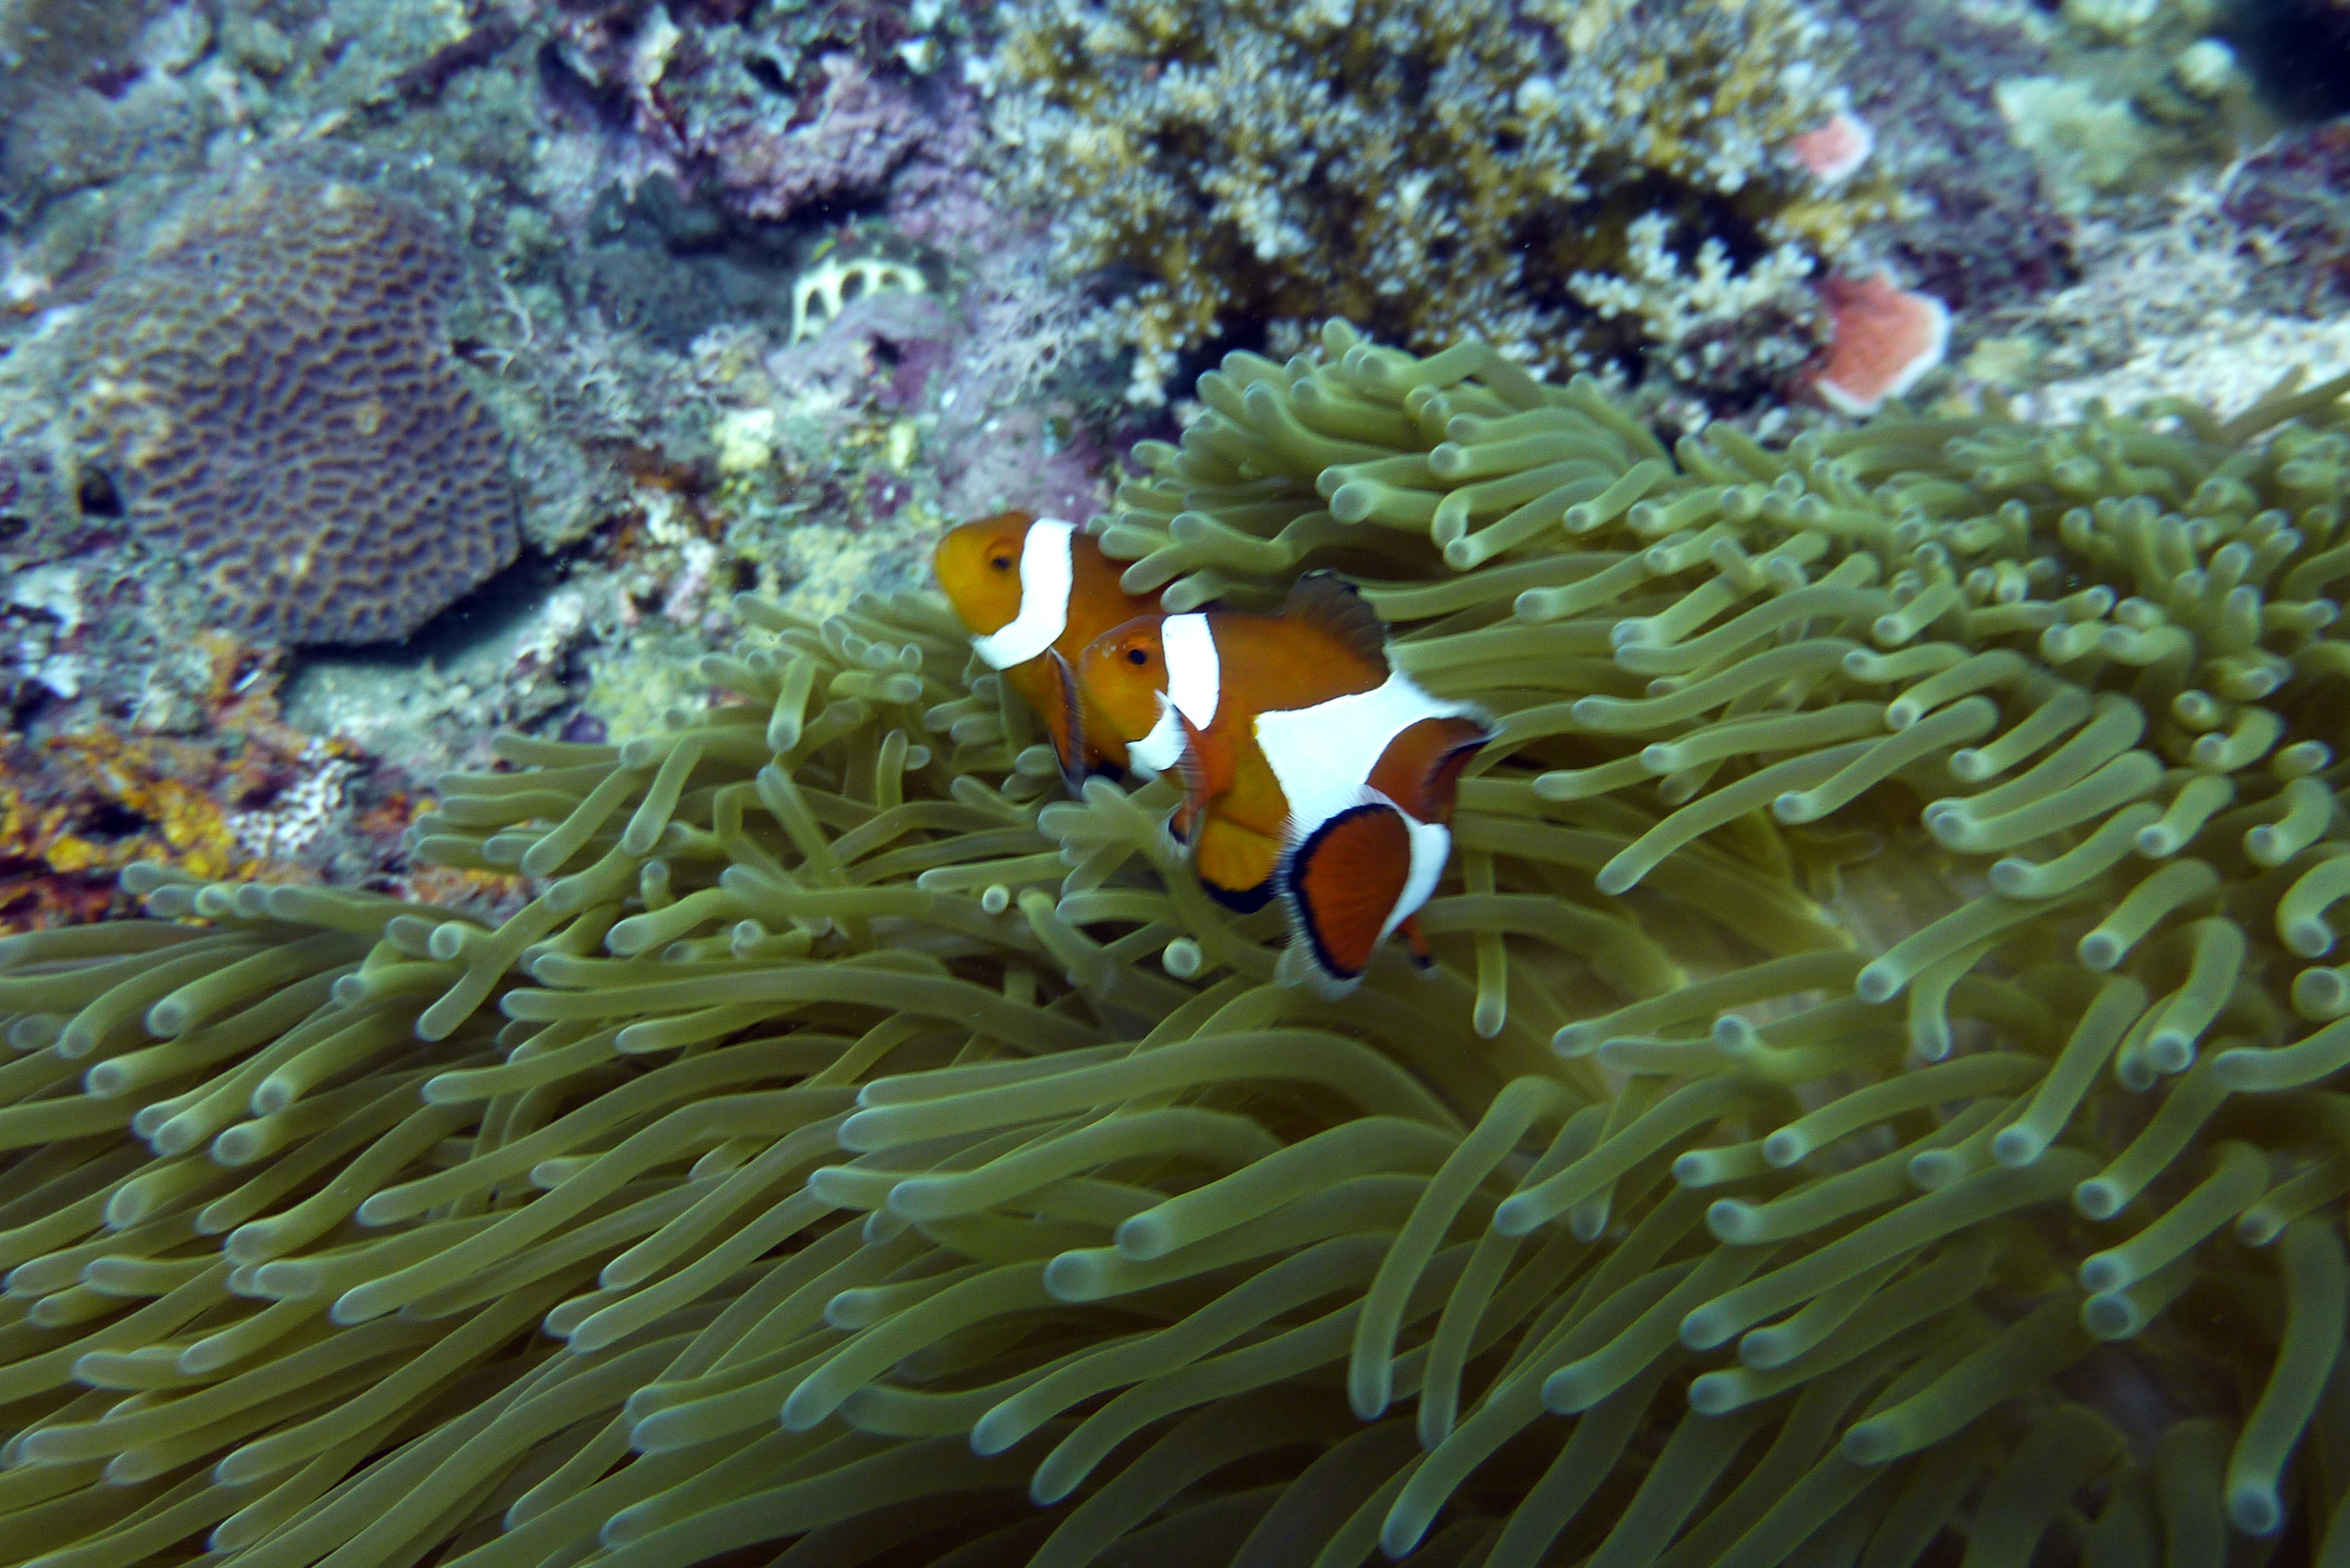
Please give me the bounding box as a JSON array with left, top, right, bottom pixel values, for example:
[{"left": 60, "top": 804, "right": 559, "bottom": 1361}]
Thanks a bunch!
[{"left": 0, "top": 0, "right": 2349, "bottom": 1562}]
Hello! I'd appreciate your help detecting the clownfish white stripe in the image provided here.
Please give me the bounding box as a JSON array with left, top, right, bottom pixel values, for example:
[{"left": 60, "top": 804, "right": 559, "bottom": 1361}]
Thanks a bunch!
[
  {"left": 1382, "top": 796, "right": 1454, "bottom": 946},
  {"left": 1254, "top": 670, "right": 1478, "bottom": 838},
  {"left": 970, "top": 518, "right": 1075, "bottom": 670},
  {"left": 1128, "top": 699, "right": 1186, "bottom": 776},
  {"left": 1162, "top": 613, "right": 1221, "bottom": 730}
]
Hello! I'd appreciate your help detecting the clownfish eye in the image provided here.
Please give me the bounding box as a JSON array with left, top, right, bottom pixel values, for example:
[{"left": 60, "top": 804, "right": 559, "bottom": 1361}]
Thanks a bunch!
[
  {"left": 1125, "top": 646, "right": 1149, "bottom": 666},
  {"left": 988, "top": 554, "right": 1014, "bottom": 572}
]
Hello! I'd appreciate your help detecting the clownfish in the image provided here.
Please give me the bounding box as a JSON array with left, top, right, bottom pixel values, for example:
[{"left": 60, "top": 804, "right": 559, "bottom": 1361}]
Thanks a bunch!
[
  {"left": 1078, "top": 572, "right": 1492, "bottom": 992},
  {"left": 934, "top": 511, "right": 1166, "bottom": 790}
]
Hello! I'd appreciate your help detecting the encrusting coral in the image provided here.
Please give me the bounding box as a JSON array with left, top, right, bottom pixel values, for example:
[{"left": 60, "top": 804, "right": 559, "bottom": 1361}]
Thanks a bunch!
[{"left": 1, "top": 320, "right": 2349, "bottom": 1566}]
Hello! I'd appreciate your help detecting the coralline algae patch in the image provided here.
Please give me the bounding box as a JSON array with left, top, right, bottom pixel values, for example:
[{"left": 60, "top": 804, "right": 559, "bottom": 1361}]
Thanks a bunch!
[{"left": 1807, "top": 272, "right": 1953, "bottom": 416}]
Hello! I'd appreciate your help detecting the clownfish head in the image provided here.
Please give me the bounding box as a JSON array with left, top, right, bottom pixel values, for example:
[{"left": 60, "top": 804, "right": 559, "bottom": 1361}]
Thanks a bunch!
[
  {"left": 1077, "top": 615, "right": 1173, "bottom": 746},
  {"left": 933, "top": 511, "right": 1036, "bottom": 642}
]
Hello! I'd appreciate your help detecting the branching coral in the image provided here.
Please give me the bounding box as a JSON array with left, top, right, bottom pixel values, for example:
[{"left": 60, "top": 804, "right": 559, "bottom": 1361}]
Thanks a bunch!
[
  {"left": 980, "top": 0, "right": 1879, "bottom": 402},
  {"left": 1, "top": 324, "right": 2349, "bottom": 1565}
]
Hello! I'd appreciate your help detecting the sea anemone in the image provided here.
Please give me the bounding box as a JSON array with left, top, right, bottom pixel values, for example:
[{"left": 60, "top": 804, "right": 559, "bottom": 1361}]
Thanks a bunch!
[{"left": 1, "top": 322, "right": 2346, "bottom": 1566}]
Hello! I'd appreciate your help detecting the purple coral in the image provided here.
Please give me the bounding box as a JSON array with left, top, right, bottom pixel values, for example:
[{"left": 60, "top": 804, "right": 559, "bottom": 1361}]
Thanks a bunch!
[
  {"left": 2223, "top": 120, "right": 2350, "bottom": 314},
  {"left": 548, "top": 6, "right": 944, "bottom": 227},
  {"left": 1835, "top": 0, "right": 2077, "bottom": 317},
  {"left": 700, "top": 54, "right": 924, "bottom": 220}
]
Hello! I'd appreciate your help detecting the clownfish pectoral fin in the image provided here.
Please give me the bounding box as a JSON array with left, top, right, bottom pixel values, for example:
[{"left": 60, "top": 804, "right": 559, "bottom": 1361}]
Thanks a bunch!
[
  {"left": 1042, "top": 650, "right": 1090, "bottom": 791},
  {"left": 1168, "top": 727, "right": 1218, "bottom": 847},
  {"left": 1193, "top": 814, "right": 1281, "bottom": 912},
  {"left": 1281, "top": 572, "right": 1388, "bottom": 671},
  {"left": 1166, "top": 755, "right": 1198, "bottom": 847},
  {"left": 1283, "top": 802, "right": 1415, "bottom": 991}
]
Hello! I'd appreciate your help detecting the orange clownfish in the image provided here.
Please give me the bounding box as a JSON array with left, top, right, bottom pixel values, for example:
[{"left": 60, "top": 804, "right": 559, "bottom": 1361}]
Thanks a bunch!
[
  {"left": 934, "top": 511, "right": 1164, "bottom": 790},
  {"left": 1079, "top": 573, "right": 1492, "bottom": 993}
]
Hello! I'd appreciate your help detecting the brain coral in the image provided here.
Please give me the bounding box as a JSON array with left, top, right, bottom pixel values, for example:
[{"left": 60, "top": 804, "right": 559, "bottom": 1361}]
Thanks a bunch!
[
  {"left": 981, "top": 0, "right": 1872, "bottom": 402},
  {"left": 72, "top": 168, "right": 520, "bottom": 645},
  {"left": 0, "top": 324, "right": 2348, "bottom": 1565}
]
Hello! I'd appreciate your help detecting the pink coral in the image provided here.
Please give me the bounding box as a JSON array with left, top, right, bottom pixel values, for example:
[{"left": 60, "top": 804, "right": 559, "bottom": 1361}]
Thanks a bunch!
[
  {"left": 1806, "top": 270, "right": 1950, "bottom": 415},
  {"left": 1789, "top": 111, "right": 1874, "bottom": 183}
]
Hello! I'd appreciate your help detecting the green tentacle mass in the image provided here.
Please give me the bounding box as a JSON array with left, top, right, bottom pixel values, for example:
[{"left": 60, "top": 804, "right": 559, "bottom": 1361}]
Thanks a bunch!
[{"left": 1, "top": 320, "right": 2348, "bottom": 1566}]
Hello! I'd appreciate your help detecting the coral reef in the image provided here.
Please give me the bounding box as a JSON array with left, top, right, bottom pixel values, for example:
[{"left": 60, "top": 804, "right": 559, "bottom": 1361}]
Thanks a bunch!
[
  {"left": 0, "top": 0, "right": 1152, "bottom": 976},
  {"left": 544, "top": 0, "right": 976, "bottom": 228},
  {"left": 1831, "top": 0, "right": 2080, "bottom": 323},
  {"left": 1990, "top": 0, "right": 2276, "bottom": 213},
  {"left": 0, "top": 634, "right": 430, "bottom": 933},
  {"left": 978, "top": 0, "right": 1887, "bottom": 403},
  {"left": 70, "top": 167, "right": 522, "bottom": 646},
  {"left": 1972, "top": 171, "right": 2350, "bottom": 426},
  {"left": 0, "top": 0, "right": 217, "bottom": 228},
  {"left": 0, "top": 323, "right": 2347, "bottom": 1564},
  {"left": 2223, "top": 118, "right": 2350, "bottom": 317}
]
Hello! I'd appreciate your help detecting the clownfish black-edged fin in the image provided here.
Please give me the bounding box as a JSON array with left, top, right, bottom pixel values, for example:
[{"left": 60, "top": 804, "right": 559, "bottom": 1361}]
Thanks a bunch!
[
  {"left": 1371, "top": 714, "right": 1496, "bottom": 823},
  {"left": 1042, "top": 650, "right": 1090, "bottom": 791},
  {"left": 1282, "top": 572, "right": 1388, "bottom": 671},
  {"left": 1423, "top": 716, "right": 1496, "bottom": 810},
  {"left": 1194, "top": 815, "right": 1280, "bottom": 912},
  {"left": 1168, "top": 751, "right": 1198, "bottom": 846},
  {"left": 1285, "top": 802, "right": 1415, "bottom": 984}
]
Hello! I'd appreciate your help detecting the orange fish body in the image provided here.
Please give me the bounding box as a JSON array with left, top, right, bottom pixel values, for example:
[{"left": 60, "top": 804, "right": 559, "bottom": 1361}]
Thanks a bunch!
[
  {"left": 934, "top": 512, "right": 1163, "bottom": 789},
  {"left": 1080, "top": 574, "right": 1491, "bottom": 991}
]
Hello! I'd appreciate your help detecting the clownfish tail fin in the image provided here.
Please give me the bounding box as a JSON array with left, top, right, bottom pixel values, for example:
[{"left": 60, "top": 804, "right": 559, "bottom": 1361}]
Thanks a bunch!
[
  {"left": 1283, "top": 801, "right": 1415, "bottom": 989},
  {"left": 1282, "top": 572, "right": 1388, "bottom": 671}
]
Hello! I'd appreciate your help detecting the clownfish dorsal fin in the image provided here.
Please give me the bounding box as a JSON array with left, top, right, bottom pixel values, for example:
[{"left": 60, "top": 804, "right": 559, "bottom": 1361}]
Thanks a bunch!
[{"left": 1281, "top": 572, "right": 1388, "bottom": 672}]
